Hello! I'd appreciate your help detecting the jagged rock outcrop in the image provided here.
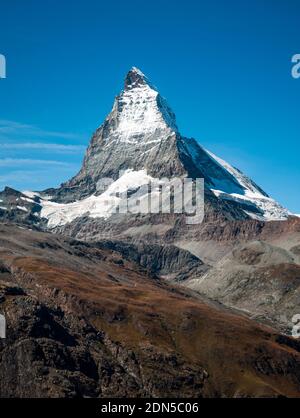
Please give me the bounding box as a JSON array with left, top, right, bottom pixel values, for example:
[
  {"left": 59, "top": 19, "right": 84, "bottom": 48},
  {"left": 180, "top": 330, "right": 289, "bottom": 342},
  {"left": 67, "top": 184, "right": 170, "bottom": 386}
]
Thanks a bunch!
[
  {"left": 187, "top": 240, "right": 300, "bottom": 332},
  {"left": 0, "top": 187, "right": 42, "bottom": 228},
  {"left": 94, "top": 240, "right": 209, "bottom": 281}
]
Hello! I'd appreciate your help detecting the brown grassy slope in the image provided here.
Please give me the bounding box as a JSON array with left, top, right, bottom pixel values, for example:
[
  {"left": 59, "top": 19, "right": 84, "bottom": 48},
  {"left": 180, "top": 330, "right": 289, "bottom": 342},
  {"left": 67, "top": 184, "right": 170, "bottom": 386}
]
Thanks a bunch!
[{"left": 0, "top": 223, "right": 300, "bottom": 397}]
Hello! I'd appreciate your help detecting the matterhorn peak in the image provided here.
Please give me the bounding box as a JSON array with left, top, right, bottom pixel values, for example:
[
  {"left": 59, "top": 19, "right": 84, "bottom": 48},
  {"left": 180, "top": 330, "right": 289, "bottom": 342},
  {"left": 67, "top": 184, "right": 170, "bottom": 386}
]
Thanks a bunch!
[
  {"left": 41, "top": 67, "right": 289, "bottom": 224},
  {"left": 124, "top": 66, "right": 149, "bottom": 90},
  {"left": 110, "top": 67, "right": 178, "bottom": 139}
]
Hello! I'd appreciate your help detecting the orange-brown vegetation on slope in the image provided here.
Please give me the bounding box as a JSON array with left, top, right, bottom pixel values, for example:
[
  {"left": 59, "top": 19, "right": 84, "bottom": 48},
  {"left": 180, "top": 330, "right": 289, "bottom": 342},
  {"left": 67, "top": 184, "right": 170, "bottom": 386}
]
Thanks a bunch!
[{"left": 0, "top": 223, "right": 300, "bottom": 397}]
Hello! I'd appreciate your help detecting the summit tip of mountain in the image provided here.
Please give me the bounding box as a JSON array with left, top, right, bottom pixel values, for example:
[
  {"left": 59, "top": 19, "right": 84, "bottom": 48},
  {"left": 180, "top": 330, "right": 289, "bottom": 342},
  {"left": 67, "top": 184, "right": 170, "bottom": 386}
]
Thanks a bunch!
[{"left": 125, "top": 66, "right": 149, "bottom": 90}]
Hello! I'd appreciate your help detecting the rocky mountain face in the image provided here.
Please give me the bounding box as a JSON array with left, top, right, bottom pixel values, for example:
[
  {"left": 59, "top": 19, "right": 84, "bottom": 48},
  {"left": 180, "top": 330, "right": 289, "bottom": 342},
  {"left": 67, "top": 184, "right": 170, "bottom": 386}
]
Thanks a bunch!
[
  {"left": 56, "top": 67, "right": 184, "bottom": 200},
  {"left": 17, "top": 66, "right": 288, "bottom": 233},
  {"left": 52, "top": 67, "right": 283, "bottom": 212},
  {"left": 94, "top": 240, "right": 209, "bottom": 282},
  {"left": 186, "top": 240, "right": 300, "bottom": 333},
  {"left": 1, "top": 224, "right": 300, "bottom": 398},
  {"left": 0, "top": 67, "right": 291, "bottom": 234},
  {"left": 0, "top": 187, "right": 42, "bottom": 228}
]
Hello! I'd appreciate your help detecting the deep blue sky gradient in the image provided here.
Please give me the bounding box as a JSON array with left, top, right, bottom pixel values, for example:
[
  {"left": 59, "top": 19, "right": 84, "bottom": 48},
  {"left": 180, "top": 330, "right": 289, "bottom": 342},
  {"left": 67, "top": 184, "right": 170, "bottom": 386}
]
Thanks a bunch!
[{"left": 0, "top": 0, "right": 299, "bottom": 211}]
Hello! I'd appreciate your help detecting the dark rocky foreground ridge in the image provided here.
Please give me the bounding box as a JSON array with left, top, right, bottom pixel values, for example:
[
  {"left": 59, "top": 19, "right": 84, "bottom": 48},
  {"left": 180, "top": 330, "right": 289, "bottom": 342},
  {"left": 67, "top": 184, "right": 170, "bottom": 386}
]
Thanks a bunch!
[{"left": 1, "top": 223, "right": 300, "bottom": 398}]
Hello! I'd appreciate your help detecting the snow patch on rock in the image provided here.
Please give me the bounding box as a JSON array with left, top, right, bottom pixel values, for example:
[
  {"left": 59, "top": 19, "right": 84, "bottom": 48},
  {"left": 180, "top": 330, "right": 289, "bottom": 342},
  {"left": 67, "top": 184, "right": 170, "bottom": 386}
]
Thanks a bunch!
[{"left": 38, "top": 170, "right": 156, "bottom": 228}]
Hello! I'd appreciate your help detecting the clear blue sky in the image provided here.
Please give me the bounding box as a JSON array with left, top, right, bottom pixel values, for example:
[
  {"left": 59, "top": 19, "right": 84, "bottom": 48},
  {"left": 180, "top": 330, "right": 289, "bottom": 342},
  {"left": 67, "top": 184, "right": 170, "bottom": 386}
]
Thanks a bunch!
[{"left": 0, "top": 0, "right": 299, "bottom": 212}]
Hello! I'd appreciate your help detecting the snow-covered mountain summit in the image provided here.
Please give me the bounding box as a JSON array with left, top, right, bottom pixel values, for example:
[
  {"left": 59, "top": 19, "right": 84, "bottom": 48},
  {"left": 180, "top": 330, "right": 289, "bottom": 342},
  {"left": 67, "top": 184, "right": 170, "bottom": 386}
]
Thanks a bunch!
[
  {"left": 48, "top": 67, "right": 186, "bottom": 203},
  {"left": 1, "top": 67, "right": 290, "bottom": 229},
  {"left": 109, "top": 66, "right": 178, "bottom": 141}
]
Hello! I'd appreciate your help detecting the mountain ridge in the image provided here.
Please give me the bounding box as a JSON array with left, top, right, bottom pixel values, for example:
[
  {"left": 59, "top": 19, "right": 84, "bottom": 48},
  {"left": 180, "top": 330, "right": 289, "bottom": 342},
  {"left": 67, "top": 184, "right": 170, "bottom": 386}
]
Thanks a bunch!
[{"left": 0, "top": 67, "right": 291, "bottom": 231}]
